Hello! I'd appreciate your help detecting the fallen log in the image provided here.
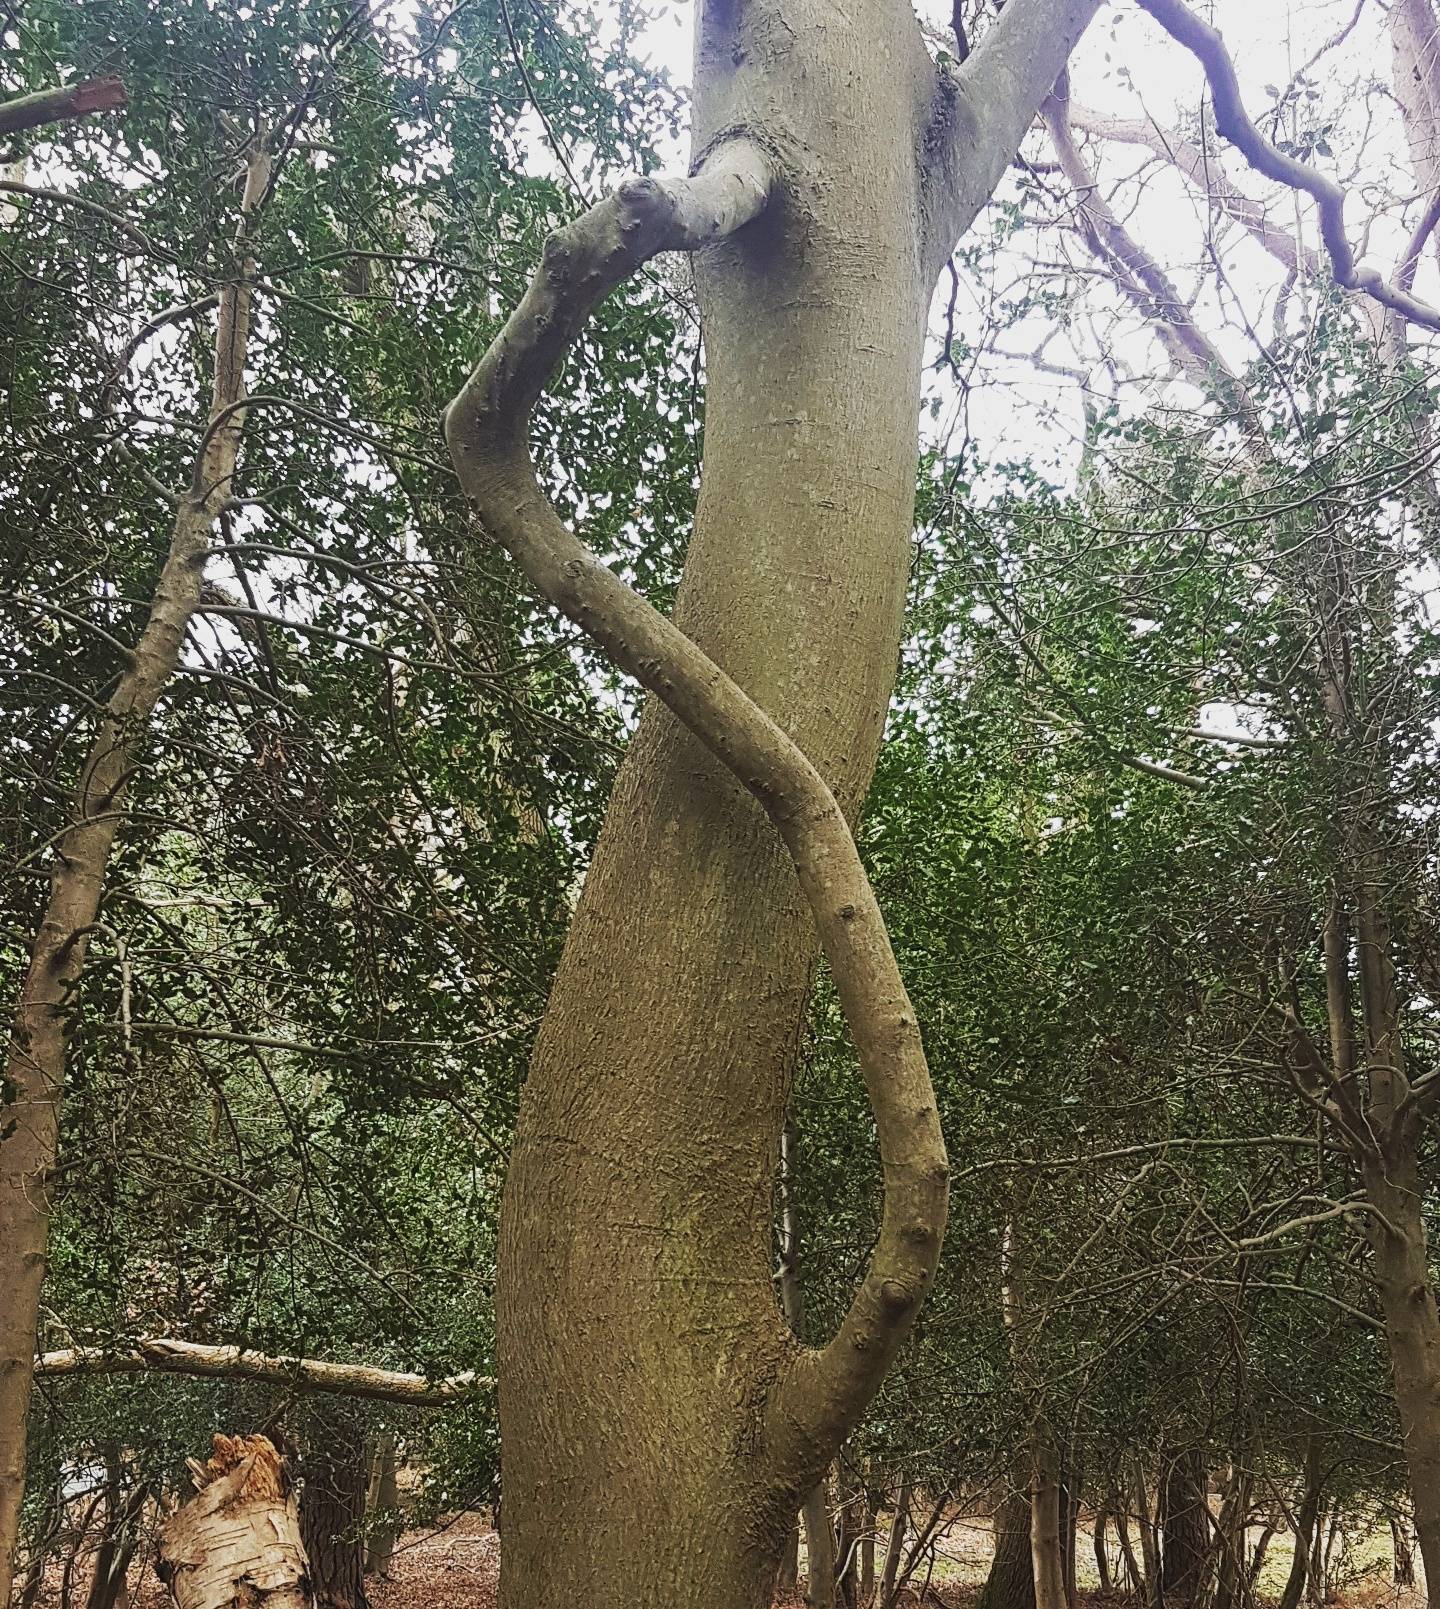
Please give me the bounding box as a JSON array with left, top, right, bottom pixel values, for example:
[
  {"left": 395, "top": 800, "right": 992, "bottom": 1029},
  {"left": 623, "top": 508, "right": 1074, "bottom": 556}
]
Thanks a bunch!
[{"left": 34, "top": 1339, "right": 489, "bottom": 1406}]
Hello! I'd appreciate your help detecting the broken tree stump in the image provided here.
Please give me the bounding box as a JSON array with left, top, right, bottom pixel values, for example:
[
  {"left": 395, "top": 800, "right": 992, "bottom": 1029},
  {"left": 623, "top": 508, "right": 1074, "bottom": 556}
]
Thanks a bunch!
[{"left": 158, "top": 1435, "right": 311, "bottom": 1609}]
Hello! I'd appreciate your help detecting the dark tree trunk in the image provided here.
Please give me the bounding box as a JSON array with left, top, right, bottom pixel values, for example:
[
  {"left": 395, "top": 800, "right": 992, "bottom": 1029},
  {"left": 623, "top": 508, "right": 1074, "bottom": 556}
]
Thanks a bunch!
[
  {"left": 980, "top": 1484, "right": 1038, "bottom": 1609},
  {"left": 1390, "top": 1516, "right": 1415, "bottom": 1587},
  {"left": 805, "top": 1480, "right": 838, "bottom": 1609},
  {"left": 1159, "top": 1450, "right": 1209, "bottom": 1606},
  {"left": 1093, "top": 1503, "right": 1113, "bottom": 1592},
  {"left": 300, "top": 1417, "right": 370, "bottom": 1609}
]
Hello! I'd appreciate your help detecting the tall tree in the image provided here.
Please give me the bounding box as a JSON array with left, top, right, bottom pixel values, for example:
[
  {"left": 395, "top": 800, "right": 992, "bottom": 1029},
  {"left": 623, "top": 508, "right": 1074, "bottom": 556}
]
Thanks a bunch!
[{"left": 445, "top": 0, "right": 1099, "bottom": 1601}]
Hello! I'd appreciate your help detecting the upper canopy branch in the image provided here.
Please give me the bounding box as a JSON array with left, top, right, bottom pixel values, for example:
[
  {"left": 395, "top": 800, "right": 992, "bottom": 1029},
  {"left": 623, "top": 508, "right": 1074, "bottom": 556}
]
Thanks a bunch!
[
  {"left": 922, "top": 0, "right": 1102, "bottom": 273},
  {"left": 1136, "top": 0, "right": 1440, "bottom": 333},
  {"left": 444, "top": 135, "right": 949, "bottom": 1471},
  {"left": 0, "top": 77, "right": 127, "bottom": 139}
]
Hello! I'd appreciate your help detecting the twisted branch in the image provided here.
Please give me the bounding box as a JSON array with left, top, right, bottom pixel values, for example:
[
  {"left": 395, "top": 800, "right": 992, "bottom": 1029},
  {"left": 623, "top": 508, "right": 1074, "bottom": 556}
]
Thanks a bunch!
[{"left": 443, "top": 136, "right": 949, "bottom": 1458}]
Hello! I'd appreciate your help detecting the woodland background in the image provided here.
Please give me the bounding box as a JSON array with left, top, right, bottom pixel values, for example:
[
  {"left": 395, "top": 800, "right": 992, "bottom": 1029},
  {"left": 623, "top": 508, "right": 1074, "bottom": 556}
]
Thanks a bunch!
[{"left": 4, "top": 0, "right": 1440, "bottom": 1605}]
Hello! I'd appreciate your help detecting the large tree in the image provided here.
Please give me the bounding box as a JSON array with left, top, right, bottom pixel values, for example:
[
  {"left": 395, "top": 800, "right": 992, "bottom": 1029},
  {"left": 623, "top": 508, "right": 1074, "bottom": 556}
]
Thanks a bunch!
[{"left": 444, "top": 0, "right": 1098, "bottom": 1601}]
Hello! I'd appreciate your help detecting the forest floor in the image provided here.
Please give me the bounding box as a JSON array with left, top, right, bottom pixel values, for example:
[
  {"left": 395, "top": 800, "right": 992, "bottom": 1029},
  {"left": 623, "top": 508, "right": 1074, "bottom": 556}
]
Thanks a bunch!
[
  {"left": 366, "top": 1510, "right": 1428, "bottom": 1609},
  {"left": 30, "top": 1507, "right": 1427, "bottom": 1609}
]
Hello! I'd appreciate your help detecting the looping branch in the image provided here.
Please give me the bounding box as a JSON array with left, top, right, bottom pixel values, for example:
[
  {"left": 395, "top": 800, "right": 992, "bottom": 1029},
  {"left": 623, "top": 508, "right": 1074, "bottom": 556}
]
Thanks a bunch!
[
  {"left": 1136, "top": 0, "right": 1440, "bottom": 333},
  {"left": 443, "top": 135, "right": 949, "bottom": 1465}
]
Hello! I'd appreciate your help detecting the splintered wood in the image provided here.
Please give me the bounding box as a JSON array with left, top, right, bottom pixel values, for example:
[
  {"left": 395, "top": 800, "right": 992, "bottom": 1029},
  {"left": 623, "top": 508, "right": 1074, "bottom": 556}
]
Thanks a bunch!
[{"left": 159, "top": 1436, "right": 311, "bottom": 1609}]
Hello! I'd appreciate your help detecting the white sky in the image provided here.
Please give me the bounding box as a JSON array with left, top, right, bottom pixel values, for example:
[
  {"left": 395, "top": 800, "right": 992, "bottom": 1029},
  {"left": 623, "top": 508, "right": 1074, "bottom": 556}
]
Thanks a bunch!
[{"left": 616, "top": 0, "right": 1431, "bottom": 482}]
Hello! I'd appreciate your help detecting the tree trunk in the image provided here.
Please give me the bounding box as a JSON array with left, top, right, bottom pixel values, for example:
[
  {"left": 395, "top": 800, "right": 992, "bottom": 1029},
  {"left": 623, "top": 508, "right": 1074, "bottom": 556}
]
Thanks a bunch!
[
  {"left": 83, "top": 1452, "right": 146, "bottom": 1609},
  {"left": 1246, "top": 1524, "right": 1275, "bottom": 1591},
  {"left": 1114, "top": 1505, "right": 1143, "bottom": 1598},
  {"left": 837, "top": 1486, "right": 866, "bottom": 1607},
  {"left": 1391, "top": 1516, "right": 1416, "bottom": 1588},
  {"left": 1212, "top": 1463, "right": 1251, "bottom": 1609},
  {"left": 1133, "top": 1469, "right": 1161, "bottom": 1609},
  {"left": 1361, "top": 1145, "right": 1440, "bottom": 1586},
  {"left": 0, "top": 141, "right": 271, "bottom": 1606},
  {"left": 299, "top": 1417, "right": 369, "bottom": 1609},
  {"left": 878, "top": 1486, "right": 911, "bottom": 1609},
  {"left": 1158, "top": 1449, "right": 1209, "bottom": 1606},
  {"left": 441, "top": 0, "right": 1098, "bottom": 1601},
  {"left": 362, "top": 1438, "right": 399, "bottom": 1580},
  {"left": 158, "top": 1437, "right": 308, "bottom": 1609},
  {"left": 1093, "top": 1503, "right": 1113, "bottom": 1593},
  {"left": 805, "top": 1480, "right": 838, "bottom": 1609},
  {"left": 1276, "top": 1440, "right": 1323, "bottom": 1609},
  {"left": 980, "top": 1484, "right": 1038, "bottom": 1609},
  {"left": 1032, "top": 1442, "right": 1066, "bottom": 1609},
  {"left": 859, "top": 1489, "right": 878, "bottom": 1608},
  {"left": 1060, "top": 1465, "right": 1080, "bottom": 1609}
]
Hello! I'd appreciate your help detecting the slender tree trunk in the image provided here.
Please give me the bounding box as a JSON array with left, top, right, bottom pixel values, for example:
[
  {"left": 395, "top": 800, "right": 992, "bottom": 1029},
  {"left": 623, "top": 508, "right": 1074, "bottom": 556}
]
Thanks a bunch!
[
  {"left": 859, "top": 1489, "right": 879, "bottom": 1608},
  {"left": 1133, "top": 1469, "right": 1161, "bottom": 1609},
  {"left": 1276, "top": 1441, "right": 1323, "bottom": 1609},
  {"left": 159, "top": 1437, "right": 308, "bottom": 1609},
  {"left": 1361, "top": 1157, "right": 1440, "bottom": 1593},
  {"left": 1352, "top": 853, "right": 1440, "bottom": 1592},
  {"left": 1115, "top": 1504, "right": 1143, "bottom": 1598},
  {"left": 805, "top": 1480, "right": 838, "bottom": 1609},
  {"left": 1094, "top": 1503, "right": 1113, "bottom": 1592},
  {"left": 837, "top": 1490, "right": 863, "bottom": 1608},
  {"left": 442, "top": 0, "right": 1097, "bottom": 1601},
  {"left": 1391, "top": 1515, "right": 1416, "bottom": 1588},
  {"left": 878, "top": 1486, "right": 911, "bottom": 1609},
  {"left": 362, "top": 1439, "right": 399, "bottom": 1581},
  {"left": 1246, "top": 1524, "right": 1275, "bottom": 1591},
  {"left": 1032, "top": 1441, "right": 1067, "bottom": 1609},
  {"left": 1060, "top": 1464, "right": 1080, "bottom": 1609},
  {"left": 1212, "top": 1463, "right": 1251, "bottom": 1609},
  {"left": 299, "top": 1416, "right": 369, "bottom": 1609},
  {"left": 0, "top": 141, "right": 270, "bottom": 1605}
]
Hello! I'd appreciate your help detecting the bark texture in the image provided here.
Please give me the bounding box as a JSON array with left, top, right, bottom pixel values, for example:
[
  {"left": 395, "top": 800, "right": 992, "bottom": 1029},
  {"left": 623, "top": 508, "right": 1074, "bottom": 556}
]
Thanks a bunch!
[
  {"left": 978, "top": 1486, "right": 1037, "bottom": 1609},
  {"left": 1030, "top": 1441, "right": 1066, "bottom": 1609},
  {"left": 1158, "top": 1449, "right": 1210, "bottom": 1605},
  {"left": 444, "top": 1, "right": 1098, "bottom": 1602},
  {"left": 158, "top": 1437, "right": 309, "bottom": 1609},
  {"left": 0, "top": 142, "right": 270, "bottom": 1606},
  {"left": 299, "top": 1418, "right": 368, "bottom": 1609}
]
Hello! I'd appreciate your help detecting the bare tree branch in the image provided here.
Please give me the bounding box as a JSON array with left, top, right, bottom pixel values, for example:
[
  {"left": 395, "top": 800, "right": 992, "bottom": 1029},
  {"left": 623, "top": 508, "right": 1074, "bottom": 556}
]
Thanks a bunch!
[
  {"left": 1137, "top": 0, "right": 1440, "bottom": 332},
  {"left": 1042, "top": 75, "right": 1265, "bottom": 436},
  {"left": 34, "top": 1339, "right": 488, "bottom": 1406}
]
